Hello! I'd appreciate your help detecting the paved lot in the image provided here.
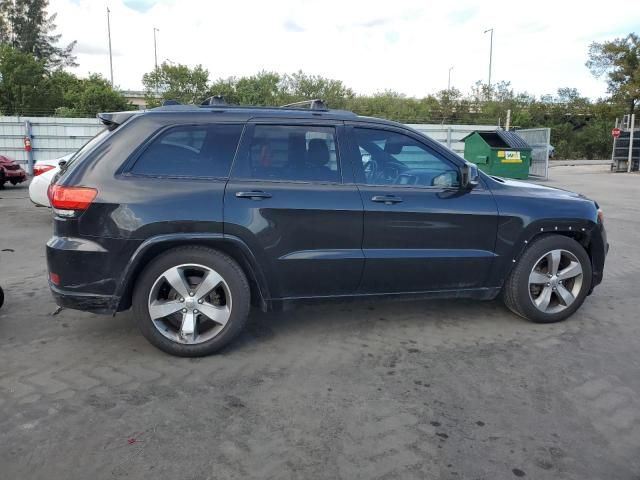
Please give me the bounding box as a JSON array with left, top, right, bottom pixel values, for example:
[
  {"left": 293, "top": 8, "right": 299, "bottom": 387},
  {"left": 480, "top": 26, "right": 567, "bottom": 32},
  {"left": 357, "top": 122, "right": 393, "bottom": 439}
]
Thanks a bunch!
[{"left": 1, "top": 166, "right": 639, "bottom": 479}]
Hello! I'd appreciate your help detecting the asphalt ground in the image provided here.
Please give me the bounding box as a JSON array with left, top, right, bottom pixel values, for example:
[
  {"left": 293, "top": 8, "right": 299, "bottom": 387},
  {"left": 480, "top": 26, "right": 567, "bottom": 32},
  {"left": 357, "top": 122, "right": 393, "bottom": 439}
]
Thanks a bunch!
[{"left": 0, "top": 165, "right": 638, "bottom": 479}]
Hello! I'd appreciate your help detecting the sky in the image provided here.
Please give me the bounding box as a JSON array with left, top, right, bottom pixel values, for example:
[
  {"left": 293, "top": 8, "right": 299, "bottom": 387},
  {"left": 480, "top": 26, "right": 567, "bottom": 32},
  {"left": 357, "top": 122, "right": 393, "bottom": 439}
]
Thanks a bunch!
[{"left": 53, "top": 0, "right": 640, "bottom": 99}]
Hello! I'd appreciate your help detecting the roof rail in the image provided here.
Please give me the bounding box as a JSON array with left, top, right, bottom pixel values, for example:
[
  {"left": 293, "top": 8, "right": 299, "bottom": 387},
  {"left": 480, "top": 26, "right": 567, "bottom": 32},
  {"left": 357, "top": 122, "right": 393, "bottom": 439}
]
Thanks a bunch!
[
  {"left": 162, "top": 99, "right": 181, "bottom": 106},
  {"left": 281, "top": 99, "right": 328, "bottom": 111},
  {"left": 201, "top": 95, "right": 227, "bottom": 106}
]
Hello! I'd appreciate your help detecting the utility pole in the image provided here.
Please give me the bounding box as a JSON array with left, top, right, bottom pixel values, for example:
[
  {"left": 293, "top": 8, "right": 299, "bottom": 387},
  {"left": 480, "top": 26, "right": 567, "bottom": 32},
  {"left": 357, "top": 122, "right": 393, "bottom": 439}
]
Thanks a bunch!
[
  {"left": 107, "top": 7, "right": 114, "bottom": 87},
  {"left": 484, "top": 28, "right": 494, "bottom": 96},
  {"left": 448, "top": 66, "right": 454, "bottom": 91}
]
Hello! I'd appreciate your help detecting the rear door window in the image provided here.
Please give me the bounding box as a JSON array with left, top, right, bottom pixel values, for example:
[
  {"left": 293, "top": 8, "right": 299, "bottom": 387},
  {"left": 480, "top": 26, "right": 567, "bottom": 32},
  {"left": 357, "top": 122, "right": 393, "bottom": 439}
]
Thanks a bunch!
[
  {"left": 237, "top": 125, "right": 341, "bottom": 183},
  {"left": 131, "top": 124, "right": 243, "bottom": 178}
]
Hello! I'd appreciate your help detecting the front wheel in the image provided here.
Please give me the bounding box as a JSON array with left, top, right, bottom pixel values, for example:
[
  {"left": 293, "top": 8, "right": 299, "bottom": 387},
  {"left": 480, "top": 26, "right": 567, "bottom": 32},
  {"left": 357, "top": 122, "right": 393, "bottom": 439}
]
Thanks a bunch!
[
  {"left": 503, "top": 235, "right": 592, "bottom": 323},
  {"left": 132, "top": 246, "right": 250, "bottom": 357}
]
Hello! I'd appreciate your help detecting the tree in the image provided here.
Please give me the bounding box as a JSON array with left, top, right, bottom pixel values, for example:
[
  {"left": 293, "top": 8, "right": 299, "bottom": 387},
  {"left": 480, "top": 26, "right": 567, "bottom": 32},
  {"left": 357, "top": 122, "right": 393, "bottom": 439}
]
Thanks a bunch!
[
  {"left": 0, "top": 0, "right": 76, "bottom": 67},
  {"left": 280, "top": 71, "right": 354, "bottom": 108},
  {"left": 142, "top": 62, "right": 210, "bottom": 107},
  {"left": 0, "top": 44, "right": 52, "bottom": 114},
  {"left": 587, "top": 33, "right": 640, "bottom": 115},
  {"left": 54, "top": 73, "right": 132, "bottom": 116}
]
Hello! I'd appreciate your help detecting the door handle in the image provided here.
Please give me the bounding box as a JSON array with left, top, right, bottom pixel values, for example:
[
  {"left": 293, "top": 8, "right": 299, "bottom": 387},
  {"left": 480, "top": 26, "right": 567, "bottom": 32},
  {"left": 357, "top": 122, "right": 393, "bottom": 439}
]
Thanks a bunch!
[
  {"left": 371, "top": 195, "right": 403, "bottom": 205},
  {"left": 235, "top": 191, "right": 272, "bottom": 200}
]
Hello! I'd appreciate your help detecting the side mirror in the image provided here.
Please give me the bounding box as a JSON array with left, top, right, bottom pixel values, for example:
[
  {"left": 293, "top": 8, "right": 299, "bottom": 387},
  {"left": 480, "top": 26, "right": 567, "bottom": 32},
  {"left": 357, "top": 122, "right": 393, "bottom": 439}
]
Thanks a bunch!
[
  {"left": 58, "top": 160, "right": 67, "bottom": 167},
  {"left": 460, "top": 163, "right": 480, "bottom": 190}
]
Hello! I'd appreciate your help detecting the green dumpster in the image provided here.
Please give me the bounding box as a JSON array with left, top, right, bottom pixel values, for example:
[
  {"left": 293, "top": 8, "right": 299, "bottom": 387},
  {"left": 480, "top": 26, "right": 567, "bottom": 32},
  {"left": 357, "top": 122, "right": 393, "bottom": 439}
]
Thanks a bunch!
[{"left": 462, "top": 130, "right": 531, "bottom": 179}]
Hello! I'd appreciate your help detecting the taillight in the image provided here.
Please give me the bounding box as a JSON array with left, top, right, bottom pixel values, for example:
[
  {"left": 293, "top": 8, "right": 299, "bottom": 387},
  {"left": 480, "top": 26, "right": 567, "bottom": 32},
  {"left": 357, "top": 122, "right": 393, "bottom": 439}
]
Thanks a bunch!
[
  {"left": 48, "top": 184, "right": 97, "bottom": 212},
  {"left": 33, "top": 164, "right": 55, "bottom": 176}
]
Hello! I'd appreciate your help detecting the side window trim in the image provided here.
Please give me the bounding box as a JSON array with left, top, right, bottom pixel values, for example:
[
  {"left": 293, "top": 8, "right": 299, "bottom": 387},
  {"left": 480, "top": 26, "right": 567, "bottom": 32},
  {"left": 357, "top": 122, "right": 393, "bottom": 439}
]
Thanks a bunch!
[
  {"left": 121, "top": 123, "right": 245, "bottom": 180},
  {"left": 229, "top": 122, "right": 345, "bottom": 185},
  {"left": 349, "top": 125, "right": 464, "bottom": 190}
]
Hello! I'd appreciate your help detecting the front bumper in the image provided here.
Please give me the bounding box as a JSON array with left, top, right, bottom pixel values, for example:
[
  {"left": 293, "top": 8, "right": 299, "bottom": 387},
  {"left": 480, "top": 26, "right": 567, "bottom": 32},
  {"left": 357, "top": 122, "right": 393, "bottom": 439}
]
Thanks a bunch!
[{"left": 589, "top": 221, "right": 608, "bottom": 290}]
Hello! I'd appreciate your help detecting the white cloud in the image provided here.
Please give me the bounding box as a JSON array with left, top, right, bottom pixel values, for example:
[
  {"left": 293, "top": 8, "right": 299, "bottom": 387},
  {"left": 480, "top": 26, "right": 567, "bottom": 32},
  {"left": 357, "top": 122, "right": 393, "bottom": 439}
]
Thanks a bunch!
[{"left": 51, "top": 0, "right": 640, "bottom": 99}]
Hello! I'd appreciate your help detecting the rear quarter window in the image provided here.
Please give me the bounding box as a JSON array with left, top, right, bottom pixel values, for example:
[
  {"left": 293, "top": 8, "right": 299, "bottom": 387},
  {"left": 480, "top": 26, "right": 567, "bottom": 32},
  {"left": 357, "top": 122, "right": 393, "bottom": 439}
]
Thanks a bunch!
[{"left": 130, "top": 124, "right": 243, "bottom": 178}]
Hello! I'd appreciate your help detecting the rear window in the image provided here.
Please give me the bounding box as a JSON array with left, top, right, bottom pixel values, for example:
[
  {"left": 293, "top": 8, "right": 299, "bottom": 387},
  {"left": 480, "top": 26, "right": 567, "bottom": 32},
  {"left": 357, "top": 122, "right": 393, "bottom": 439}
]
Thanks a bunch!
[{"left": 131, "top": 124, "right": 243, "bottom": 178}]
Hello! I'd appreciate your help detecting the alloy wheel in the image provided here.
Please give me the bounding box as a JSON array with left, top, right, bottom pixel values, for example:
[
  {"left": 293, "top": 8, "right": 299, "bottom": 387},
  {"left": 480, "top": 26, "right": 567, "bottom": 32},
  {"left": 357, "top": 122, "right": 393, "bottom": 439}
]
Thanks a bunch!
[
  {"left": 528, "top": 249, "right": 583, "bottom": 314},
  {"left": 147, "top": 263, "right": 232, "bottom": 344}
]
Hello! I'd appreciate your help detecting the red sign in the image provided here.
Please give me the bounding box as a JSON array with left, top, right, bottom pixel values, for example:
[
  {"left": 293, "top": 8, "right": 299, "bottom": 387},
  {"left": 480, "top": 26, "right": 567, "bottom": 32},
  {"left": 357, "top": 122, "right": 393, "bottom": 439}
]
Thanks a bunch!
[
  {"left": 612, "top": 128, "right": 621, "bottom": 138},
  {"left": 23, "top": 137, "right": 32, "bottom": 152}
]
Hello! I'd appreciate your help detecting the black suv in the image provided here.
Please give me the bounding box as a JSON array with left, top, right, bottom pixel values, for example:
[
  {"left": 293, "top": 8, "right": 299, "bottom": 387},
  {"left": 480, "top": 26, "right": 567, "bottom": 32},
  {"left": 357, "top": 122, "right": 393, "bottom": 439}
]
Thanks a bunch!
[{"left": 46, "top": 99, "right": 608, "bottom": 356}]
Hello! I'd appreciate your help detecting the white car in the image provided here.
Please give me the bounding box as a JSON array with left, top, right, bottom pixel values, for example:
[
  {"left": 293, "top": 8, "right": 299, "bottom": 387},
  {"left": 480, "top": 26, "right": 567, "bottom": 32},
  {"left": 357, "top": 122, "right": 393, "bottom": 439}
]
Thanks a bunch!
[{"left": 29, "top": 154, "right": 73, "bottom": 207}]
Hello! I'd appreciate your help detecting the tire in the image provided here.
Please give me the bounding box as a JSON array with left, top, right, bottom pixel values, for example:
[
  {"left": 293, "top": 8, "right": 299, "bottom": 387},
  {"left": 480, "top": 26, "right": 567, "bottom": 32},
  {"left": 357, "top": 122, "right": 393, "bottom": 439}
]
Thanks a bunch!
[
  {"left": 503, "top": 235, "right": 592, "bottom": 323},
  {"left": 132, "top": 246, "right": 250, "bottom": 357},
  {"left": 0, "top": 171, "right": 5, "bottom": 189},
  {"left": 0, "top": 286, "right": 4, "bottom": 309}
]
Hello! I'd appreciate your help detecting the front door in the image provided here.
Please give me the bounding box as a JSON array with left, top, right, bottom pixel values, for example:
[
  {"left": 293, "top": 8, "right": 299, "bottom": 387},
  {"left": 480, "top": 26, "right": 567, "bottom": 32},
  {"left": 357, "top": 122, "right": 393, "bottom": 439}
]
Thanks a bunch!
[
  {"left": 224, "top": 122, "right": 364, "bottom": 299},
  {"left": 346, "top": 125, "right": 498, "bottom": 294}
]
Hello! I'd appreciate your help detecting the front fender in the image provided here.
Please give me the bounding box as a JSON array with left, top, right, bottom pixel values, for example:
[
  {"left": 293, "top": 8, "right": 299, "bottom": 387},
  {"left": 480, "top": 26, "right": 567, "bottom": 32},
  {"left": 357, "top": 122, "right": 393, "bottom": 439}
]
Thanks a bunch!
[{"left": 488, "top": 218, "right": 600, "bottom": 288}]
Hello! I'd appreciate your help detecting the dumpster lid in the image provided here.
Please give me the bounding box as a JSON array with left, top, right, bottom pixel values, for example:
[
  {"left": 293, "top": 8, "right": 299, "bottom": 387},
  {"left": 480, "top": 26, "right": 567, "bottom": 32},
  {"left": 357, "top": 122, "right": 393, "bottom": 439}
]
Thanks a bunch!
[{"left": 462, "top": 130, "right": 531, "bottom": 150}]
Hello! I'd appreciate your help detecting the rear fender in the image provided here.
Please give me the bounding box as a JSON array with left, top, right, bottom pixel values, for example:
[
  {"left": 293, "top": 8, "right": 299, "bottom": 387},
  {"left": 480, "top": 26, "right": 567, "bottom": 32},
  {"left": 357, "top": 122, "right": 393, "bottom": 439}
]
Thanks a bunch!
[{"left": 113, "top": 233, "right": 271, "bottom": 313}]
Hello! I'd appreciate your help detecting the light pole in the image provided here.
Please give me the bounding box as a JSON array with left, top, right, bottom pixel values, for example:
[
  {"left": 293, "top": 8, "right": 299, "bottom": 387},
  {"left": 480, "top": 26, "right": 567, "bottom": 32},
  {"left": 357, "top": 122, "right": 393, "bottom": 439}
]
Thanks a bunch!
[
  {"left": 153, "top": 27, "right": 159, "bottom": 71},
  {"left": 106, "top": 7, "right": 114, "bottom": 87},
  {"left": 447, "top": 66, "right": 454, "bottom": 91},
  {"left": 484, "top": 28, "right": 494, "bottom": 94}
]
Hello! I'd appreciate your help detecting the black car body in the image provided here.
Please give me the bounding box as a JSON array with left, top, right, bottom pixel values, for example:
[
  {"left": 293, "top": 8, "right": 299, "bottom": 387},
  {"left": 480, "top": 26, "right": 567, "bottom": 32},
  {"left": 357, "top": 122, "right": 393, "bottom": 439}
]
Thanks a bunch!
[{"left": 46, "top": 101, "right": 607, "bottom": 356}]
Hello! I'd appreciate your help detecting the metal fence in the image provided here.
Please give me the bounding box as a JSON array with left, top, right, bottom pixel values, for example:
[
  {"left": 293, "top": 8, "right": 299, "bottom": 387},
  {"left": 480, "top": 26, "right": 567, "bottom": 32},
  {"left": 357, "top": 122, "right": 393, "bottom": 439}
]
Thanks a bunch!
[
  {"left": 0, "top": 116, "right": 103, "bottom": 165},
  {"left": 515, "top": 128, "right": 550, "bottom": 179},
  {"left": 407, "top": 124, "right": 499, "bottom": 155},
  {"left": 0, "top": 116, "right": 500, "bottom": 169}
]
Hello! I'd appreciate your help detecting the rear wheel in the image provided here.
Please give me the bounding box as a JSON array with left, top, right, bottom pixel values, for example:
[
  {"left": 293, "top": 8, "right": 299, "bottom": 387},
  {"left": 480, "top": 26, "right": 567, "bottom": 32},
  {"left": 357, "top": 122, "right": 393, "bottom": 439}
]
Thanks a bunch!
[
  {"left": 0, "top": 171, "right": 5, "bottom": 189},
  {"left": 503, "top": 235, "right": 592, "bottom": 323},
  {"left": 132, "top": 246, "right": 250, "bottom": 356}
]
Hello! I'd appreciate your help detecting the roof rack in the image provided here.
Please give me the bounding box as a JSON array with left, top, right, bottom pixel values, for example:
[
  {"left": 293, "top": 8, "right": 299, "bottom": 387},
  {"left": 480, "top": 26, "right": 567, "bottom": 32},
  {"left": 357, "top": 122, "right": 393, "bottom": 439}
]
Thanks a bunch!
[
  {"left": 280, "top": 99, "right": 328, "bottom": 111},
  {"left": 201, "top": 95, "right": 227, "bottom": 106}
]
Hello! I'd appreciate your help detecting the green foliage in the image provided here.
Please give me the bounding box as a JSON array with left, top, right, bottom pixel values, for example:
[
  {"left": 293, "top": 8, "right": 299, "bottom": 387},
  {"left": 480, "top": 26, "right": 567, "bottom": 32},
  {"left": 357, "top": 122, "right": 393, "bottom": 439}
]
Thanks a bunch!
[
  {"left": 0, "top": 44, "right": 53, "bottom": 114},
  {"left": 0, "top": 0, "right": 76, "bottom": 67},
  {"left": 142, "top": 62, "right": 210, "bottom": 107},
  {"left": 587, "top": 33, "right": 640, "bottom": 114},
  {"left": 0, "top": 45, "right": 131, "bottom": 116},
  {"left": 53, "top": 73, "right": 134, "bottom": 116}
]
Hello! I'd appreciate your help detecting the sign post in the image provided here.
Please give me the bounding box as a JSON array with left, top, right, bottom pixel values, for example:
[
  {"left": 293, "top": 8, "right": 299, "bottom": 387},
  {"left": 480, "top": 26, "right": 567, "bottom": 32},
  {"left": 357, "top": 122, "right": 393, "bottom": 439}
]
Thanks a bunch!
[
  {"left": 627, "top": 114, "right": 635, "bottom": 173},
  {"left": 24, "top": 120, "right": 34, "bottom": 176}
]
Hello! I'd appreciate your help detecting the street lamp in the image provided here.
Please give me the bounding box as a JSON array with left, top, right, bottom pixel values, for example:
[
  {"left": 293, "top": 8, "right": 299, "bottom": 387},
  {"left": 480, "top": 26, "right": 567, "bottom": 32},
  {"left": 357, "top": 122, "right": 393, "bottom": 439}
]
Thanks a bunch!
[
  {"left": 153, "top": 27, "right": 159, "bottom": 71},
  {"left": 484, "top": 28, "right": 494, "bottom": 94},
  {"left": 448, "top": 66, "right": 454, "bottom": 91},
  {"left": 106, "top": 7, "right": 113, "bottom": 87}
]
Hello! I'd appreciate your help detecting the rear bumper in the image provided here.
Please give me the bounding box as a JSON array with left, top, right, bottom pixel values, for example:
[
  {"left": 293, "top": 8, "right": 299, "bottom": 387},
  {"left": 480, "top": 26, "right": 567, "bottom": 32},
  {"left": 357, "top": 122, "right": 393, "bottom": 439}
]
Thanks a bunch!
[
  {"left": 46, "top": 235, "right": 138, "bottom": 315},
  {"left": 3, "top": 170, "right": 26, "bottom": 181},
  {"left": 49, "top": 282, "right": 116, "bottom": 314}
]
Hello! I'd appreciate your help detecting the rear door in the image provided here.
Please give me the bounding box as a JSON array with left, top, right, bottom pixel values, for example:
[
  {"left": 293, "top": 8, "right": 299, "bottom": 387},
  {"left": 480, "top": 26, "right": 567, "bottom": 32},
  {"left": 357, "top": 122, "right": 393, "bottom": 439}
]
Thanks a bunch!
[
  {"left": 345, "top": 125, "right": 499, "bottom": 294},
  {"left": 224, "top": 121, "right": 364, "bottom": 299}
]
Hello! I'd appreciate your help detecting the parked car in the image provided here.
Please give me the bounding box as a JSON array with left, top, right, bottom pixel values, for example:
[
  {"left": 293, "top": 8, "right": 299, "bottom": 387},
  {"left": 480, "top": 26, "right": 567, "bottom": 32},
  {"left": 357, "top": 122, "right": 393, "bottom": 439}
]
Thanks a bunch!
[
  {"left": 0, "top": 155, "right": 27, "bottom": 188},
  {"left": 46, "top": 99, "right": 608, "bottom": 357},
  {"left": 29, "top": 154, "right": 73, "bottom": 207}
]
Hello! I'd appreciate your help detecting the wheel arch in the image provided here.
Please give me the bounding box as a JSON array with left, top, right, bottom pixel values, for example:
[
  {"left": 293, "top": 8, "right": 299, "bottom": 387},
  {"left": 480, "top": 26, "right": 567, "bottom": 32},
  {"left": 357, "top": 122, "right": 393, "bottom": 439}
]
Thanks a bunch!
[
  {"left": 113, "top": 234, "right": 271, "bottom": 313},
  {"left": 494, "top": 219, "right": 599, "bottom": 287}
]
